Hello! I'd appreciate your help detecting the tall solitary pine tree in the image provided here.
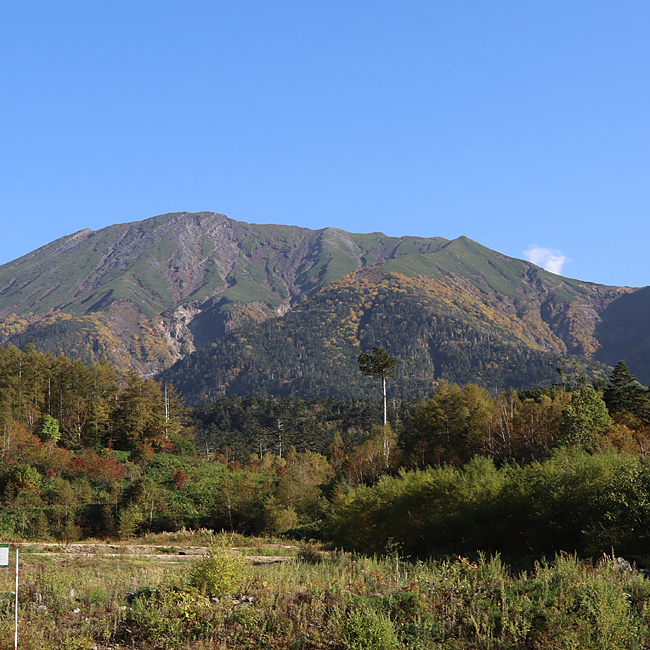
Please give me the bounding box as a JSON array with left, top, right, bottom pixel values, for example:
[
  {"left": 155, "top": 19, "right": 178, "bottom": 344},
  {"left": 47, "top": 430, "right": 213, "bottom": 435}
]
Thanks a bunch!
[{"left": 358, "top": 346, "right": 397, "bottom": 426}]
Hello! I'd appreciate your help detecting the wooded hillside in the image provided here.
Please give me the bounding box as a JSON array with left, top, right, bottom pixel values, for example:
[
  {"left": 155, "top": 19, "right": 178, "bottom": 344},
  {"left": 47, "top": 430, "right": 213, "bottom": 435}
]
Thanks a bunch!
[{"left": 3, "top": 212, "right": 650, "bottom": 402}]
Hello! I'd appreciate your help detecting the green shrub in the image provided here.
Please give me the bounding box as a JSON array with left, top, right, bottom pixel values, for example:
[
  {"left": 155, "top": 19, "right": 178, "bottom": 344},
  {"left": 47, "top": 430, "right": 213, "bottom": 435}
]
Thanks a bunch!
[
  {"left": 341, "top": 603, "right": 399, "bottom": 650},
  {"left": 297, "top": 543, "right": 323, "bottom": 564},
  {"left": 327, "top": 450, "right": 650, "bottom": 559},
  {"left": 125, "top": 588, "right": 214, "bottom": 647},
  {"left": 284, "top": 520, "right": 325, "bottom": 540},
  {"left": 264, "top": 503, "right": 298, "bottom": 534},
  {"left": 117, "top": 504, "right": 142, "bottom": 539},
  {"left": 187, "top": 538, "right": 248, "bottom": 597}
]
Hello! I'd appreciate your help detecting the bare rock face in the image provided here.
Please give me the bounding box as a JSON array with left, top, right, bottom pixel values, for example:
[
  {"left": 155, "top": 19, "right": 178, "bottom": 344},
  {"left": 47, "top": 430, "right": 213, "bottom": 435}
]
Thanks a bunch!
[{"left": 160, "top": 304, "right": 203, "bottom": 357}]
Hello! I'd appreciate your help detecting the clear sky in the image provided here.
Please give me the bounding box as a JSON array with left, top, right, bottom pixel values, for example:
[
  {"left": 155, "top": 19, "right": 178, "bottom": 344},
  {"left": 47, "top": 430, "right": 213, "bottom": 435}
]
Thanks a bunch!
[{"left": 1, "top": 1, "right": 648, "bottom": 287}]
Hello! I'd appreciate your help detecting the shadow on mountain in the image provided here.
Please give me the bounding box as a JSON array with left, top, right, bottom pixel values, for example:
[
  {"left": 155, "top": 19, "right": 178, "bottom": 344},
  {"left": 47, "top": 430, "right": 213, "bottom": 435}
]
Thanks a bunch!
[
  {"left": 188, "top": 299, "right": 230, "bottom": 348},
  {"left": 595, "top": 286, "right": 650, "bottom": 384}
]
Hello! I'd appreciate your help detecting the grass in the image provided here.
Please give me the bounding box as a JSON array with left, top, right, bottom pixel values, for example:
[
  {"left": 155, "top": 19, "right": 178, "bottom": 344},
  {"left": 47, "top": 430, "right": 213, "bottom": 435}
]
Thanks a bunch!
[{"left": 1, "top": 535, "right": 650, "bottom": 649}]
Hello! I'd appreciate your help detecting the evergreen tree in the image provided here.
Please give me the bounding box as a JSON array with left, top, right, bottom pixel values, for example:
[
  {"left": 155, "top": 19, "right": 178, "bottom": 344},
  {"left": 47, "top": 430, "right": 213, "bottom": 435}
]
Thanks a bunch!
[
  {"left": 358, "top": 346, "right": 397, "bottom": 426},
  {"left": 603, "top": 360, "right": 650, "bottom": 422},
  {"left": 328, "top": 431, "right": 346, "bottom": 472},
  {"left": 410, "top": 381, "right": 469, "bottom": 466}
]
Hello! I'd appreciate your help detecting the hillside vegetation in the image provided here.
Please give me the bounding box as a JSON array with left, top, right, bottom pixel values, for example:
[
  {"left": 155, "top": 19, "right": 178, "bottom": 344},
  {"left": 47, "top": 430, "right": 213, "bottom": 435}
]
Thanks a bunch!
[
  {"left": 161, "top": 269, "right": 613, "bottom": 401},
  {"left": 6, "top": 344, "right": 650, "bottom": 645}
]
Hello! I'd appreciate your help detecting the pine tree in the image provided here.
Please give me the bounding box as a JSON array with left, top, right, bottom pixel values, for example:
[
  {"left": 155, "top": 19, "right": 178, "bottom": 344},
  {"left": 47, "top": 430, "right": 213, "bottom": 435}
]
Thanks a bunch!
[
  {"left": 603, "top": 361, "right": 650, "bottom": 421},
  {"left": 358, "top": 347, "right": 396, "bottom": 426}
]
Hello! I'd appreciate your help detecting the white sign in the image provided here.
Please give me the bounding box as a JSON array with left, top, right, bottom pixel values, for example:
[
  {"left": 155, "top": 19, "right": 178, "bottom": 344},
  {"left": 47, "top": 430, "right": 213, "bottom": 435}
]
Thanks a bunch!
[{"left": 0, "top": 545, "right": 8, "bottom": 568}]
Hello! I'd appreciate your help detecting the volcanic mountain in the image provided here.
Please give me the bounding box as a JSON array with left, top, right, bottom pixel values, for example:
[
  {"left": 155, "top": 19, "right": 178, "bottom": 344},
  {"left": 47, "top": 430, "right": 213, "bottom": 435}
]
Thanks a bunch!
[{"left": 0, "top": 211, "right": 646, "bottom": 400}]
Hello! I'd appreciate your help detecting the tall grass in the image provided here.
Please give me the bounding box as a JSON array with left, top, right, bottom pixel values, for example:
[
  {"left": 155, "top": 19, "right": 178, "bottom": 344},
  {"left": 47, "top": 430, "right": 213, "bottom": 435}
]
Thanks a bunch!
[{"left": 1, "top": 538, "right": 649, "bottom": 649}]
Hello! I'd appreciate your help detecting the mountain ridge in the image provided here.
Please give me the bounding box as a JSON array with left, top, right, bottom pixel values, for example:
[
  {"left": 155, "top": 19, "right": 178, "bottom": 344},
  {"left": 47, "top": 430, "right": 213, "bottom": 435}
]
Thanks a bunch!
[
  {"left": 0, "top": 212, "right": 458, "bottom": 375},
  {"left": 0, "top": 211, "right": 648, "bottom": 397}
]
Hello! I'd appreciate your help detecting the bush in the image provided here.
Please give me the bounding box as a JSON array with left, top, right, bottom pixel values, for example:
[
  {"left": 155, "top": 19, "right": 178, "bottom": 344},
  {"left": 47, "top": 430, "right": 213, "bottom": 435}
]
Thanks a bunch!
[
  {"left": 187, "top": 538, "right": 248, "bottom": 597},
  {"left": 341, "top": 603, "right": 399, "bottom": 650},
  {"left": 326, "top": 450, "right": 650, "bottom": 559},
  {"left": 284, "top": 520, "right": 325, "bottom": 541}
]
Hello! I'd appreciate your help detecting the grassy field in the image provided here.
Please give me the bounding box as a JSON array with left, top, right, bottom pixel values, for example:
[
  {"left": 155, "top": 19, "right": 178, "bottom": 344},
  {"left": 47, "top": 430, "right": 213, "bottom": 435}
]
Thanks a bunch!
[{"left": 1, "top": 531, "right": 649, "bottom": 649}]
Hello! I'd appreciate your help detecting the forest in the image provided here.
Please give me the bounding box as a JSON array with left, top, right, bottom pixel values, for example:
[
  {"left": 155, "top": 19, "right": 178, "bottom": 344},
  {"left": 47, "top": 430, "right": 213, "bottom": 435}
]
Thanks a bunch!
[
  {"left": 160, "top": 272, "right": 613, "bottom": 405},
  {"left": 1, "top": 340, "right": 650, "bottom": 564},
  {"left": 4, "top": 343, "right": 650, "bottom": 648}
]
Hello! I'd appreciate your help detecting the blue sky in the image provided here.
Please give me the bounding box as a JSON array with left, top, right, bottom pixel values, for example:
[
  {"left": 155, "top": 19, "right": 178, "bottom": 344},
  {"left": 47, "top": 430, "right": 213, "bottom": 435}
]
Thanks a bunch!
[{"left": 1, "top": 1, "right": 648, "bottom": 287}]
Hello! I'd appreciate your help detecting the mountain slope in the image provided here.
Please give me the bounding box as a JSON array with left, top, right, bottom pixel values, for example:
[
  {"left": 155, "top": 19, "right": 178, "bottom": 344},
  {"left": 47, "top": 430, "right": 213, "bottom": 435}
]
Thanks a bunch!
[
  {"left": 159, "top": 261, "right": 619, "bottom": 403},
  {"left": 0, "top": 212, "right": 448, "bottom": 373},
  {"left": 1, "top": 211, "right": 649, "bottom": 396}
]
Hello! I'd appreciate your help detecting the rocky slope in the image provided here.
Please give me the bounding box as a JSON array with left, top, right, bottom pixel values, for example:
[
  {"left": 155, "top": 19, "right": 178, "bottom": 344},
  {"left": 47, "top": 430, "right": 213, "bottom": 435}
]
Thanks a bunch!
[{"left": 160, "top": 258, "right": 628, "bottom": 401}]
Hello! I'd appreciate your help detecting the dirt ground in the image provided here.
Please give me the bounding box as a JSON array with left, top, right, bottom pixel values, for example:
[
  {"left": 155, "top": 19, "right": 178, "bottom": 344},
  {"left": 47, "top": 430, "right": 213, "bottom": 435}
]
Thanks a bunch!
[{"left": 10, "top": 541, "right": 297, "bottom": 564}]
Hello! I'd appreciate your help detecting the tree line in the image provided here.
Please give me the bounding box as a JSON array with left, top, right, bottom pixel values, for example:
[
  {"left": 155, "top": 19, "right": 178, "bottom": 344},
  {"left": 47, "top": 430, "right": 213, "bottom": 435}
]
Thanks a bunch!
[
  {"left": 0, "top": 343, "right": 192, "bottom": 452},
  {"left": 193, "top": 359, "right": 650, "bottom": 480},
  {"left": 3, "top": 340, "right": 650, "bottom": 562}
]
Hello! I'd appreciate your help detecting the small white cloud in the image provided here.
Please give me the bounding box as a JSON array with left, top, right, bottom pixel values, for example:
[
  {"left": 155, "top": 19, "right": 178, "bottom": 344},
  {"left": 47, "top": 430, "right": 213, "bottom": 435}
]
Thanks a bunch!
[{"left": 523, "top": 246, "right": 570, "bottom": 275}]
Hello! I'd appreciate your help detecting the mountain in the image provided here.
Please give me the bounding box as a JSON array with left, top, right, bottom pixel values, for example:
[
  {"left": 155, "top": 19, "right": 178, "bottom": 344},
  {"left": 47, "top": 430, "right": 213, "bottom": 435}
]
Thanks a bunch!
[
  {"left": 159, "top": 242, "right": 630, "bottom": 402},
  {"left": 0, "top": 212, "right": 447, "bottom": 375},
  {"left": 0, "top": 211, "right": 648, "bottom": 401}
]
